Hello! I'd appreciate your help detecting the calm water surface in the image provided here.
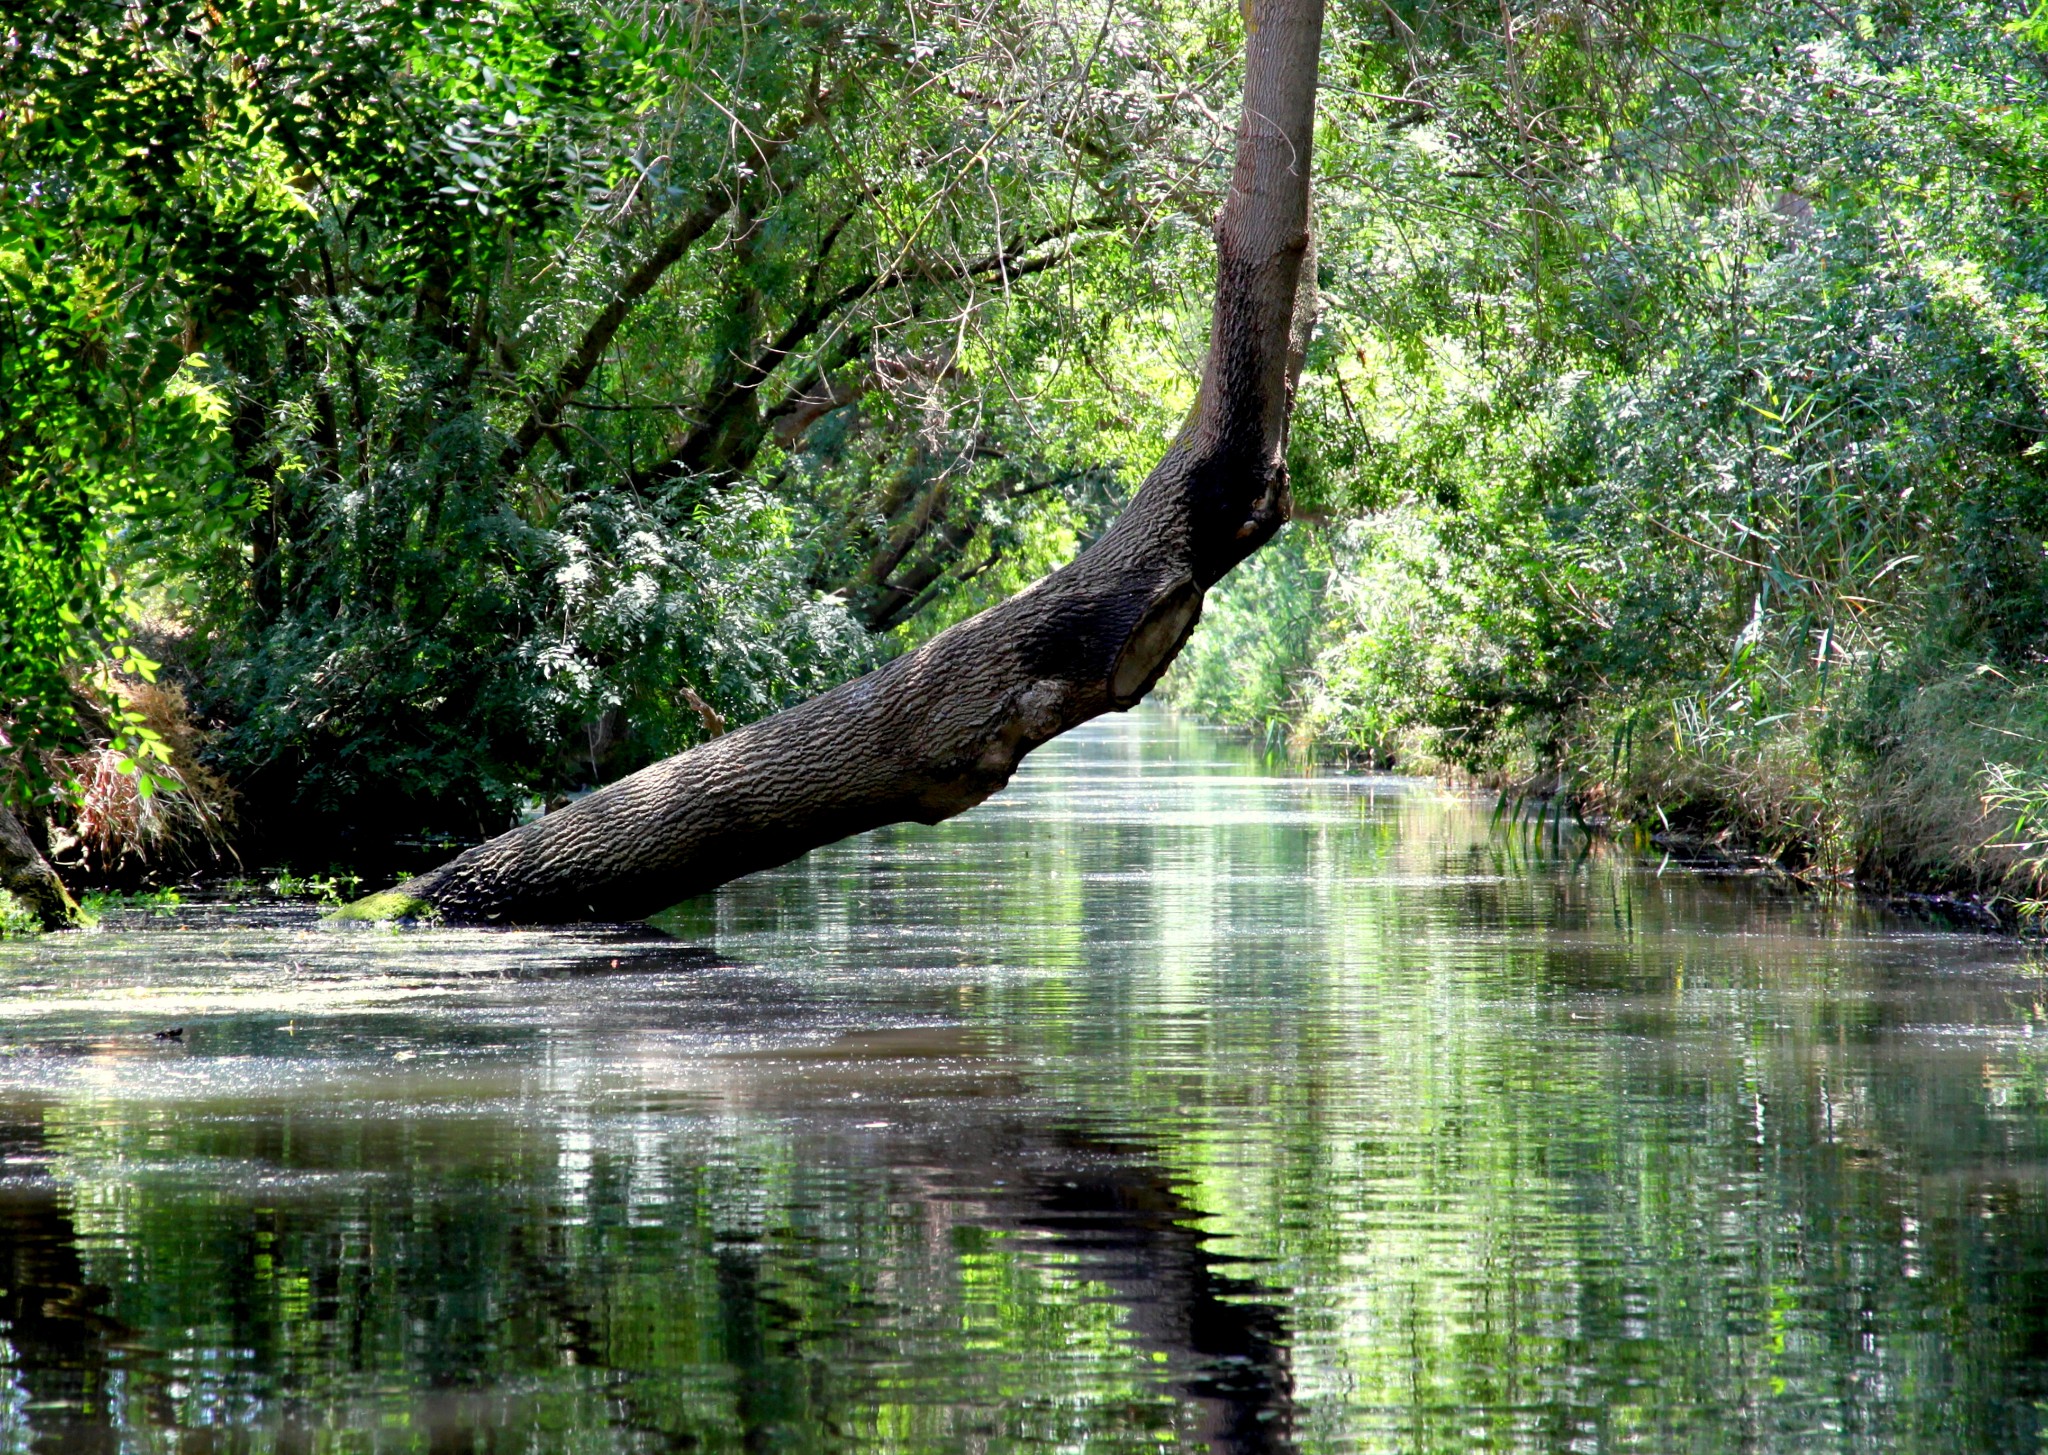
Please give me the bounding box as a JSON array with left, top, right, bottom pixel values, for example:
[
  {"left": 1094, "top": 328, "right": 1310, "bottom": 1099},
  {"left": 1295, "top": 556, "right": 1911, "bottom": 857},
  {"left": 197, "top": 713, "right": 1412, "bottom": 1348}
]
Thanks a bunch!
[{"left": 4, "top": 711, "right": 2048, "bottom": 1454}]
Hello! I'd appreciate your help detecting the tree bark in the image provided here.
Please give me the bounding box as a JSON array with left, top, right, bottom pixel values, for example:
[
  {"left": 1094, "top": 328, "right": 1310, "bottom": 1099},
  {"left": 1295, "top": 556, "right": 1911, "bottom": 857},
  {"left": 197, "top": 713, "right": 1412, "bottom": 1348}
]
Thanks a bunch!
[
  {"left": 0, "top": 803, "right": 74, "bottom": 930},
  {"left": 349, "top": 0, "right": 1325, "bottom": 925}
]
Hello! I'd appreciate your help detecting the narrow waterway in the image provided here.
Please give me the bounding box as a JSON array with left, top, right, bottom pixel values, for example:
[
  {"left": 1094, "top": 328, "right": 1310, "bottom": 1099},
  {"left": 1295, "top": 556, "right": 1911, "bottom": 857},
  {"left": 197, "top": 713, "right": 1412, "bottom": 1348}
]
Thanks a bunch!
[{"left": 3, "top": 710, "right": 2047, "bottom": 1453}]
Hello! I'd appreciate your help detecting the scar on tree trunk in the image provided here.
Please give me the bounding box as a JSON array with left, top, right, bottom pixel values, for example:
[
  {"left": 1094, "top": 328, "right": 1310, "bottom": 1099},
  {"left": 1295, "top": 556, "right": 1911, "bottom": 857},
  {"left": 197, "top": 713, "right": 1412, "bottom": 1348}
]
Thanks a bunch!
[{"left": 339, "top": 0, "right": 1327, "bottom": 925}]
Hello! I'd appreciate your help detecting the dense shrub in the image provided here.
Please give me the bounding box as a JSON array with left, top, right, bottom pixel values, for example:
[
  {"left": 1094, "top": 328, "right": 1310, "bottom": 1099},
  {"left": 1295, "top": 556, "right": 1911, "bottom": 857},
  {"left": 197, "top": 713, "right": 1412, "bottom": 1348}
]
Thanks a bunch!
[{"left": 203, "top": 484, "right": 879, "bottom": 863}]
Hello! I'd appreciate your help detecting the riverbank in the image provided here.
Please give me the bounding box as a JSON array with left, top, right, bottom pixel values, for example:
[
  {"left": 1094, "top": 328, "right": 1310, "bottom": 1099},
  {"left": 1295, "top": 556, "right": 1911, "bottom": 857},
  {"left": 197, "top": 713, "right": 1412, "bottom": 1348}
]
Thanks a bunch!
[
  {"left": 1162, "top": 530, "right": 2048, "bottom": 934},
  {"left": 1167, "top": 614, "right": 2048, "bottom": 935}
]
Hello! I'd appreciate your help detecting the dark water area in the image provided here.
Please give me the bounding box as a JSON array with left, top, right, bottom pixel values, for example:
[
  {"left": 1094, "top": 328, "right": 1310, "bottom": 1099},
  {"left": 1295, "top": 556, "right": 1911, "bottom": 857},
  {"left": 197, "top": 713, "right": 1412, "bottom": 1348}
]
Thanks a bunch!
[{"left": 4, "top": 711, "right": 2048, "bottom": 1453}]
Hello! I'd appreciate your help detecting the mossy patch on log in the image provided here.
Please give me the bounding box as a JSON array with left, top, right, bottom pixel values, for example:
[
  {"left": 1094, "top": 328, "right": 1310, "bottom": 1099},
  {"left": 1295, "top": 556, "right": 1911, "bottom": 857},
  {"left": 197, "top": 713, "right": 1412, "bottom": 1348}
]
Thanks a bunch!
[{"left": 326, "top": 890, "right": 439, "bottom": 924}]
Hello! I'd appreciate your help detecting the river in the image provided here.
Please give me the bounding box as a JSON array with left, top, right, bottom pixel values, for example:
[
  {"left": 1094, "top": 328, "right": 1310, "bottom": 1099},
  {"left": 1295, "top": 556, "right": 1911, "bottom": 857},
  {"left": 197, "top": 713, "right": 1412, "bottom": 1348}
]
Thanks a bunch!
[{"left": 2, "top": 710, "right": 2046, "bottom": 1453}]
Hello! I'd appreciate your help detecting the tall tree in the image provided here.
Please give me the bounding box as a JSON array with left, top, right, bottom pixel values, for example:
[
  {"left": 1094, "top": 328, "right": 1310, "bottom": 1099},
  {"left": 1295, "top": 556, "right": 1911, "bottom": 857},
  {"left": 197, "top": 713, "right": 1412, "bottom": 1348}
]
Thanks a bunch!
[{"left": 352, "top": 0, "right": 1328, "bottom": 923}]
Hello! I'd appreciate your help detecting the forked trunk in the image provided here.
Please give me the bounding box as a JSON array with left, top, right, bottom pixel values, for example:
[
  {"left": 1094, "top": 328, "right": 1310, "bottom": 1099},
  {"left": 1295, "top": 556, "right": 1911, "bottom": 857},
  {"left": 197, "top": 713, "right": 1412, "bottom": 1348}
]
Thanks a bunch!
[{"left": 345, "top": 0, "right": 1326, "bottom": 925}]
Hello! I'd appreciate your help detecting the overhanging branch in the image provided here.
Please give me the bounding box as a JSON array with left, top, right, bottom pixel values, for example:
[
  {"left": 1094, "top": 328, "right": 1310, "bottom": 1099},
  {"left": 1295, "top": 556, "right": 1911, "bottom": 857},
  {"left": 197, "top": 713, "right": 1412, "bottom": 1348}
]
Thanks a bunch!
[
  {"left": 629, "top": 216, "right": 1122, "bottom": 489},
  {"left": 498, "top": 78, "right": 851, "bottom": 475}
]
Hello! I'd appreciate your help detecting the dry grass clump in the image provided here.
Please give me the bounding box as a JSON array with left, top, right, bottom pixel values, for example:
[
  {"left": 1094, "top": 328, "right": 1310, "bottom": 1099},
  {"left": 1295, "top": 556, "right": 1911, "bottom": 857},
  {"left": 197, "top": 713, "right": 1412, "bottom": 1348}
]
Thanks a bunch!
[
  {"left": 43, "top": 676, "right": 234, "bottom": 882},
  {"left": 1857, "top": 671, "right": 2048, "bottom": 904}
]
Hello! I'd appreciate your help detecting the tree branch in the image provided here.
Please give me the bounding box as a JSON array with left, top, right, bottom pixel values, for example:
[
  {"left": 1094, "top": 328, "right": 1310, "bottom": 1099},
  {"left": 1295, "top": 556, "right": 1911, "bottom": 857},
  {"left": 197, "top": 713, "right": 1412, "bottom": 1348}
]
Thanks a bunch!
[
  {"left": 498, "top": 80, "right": 850, "bottom": 475},
  {"left": 631, "top": 217, "right": 1119, "bottom": 489}
]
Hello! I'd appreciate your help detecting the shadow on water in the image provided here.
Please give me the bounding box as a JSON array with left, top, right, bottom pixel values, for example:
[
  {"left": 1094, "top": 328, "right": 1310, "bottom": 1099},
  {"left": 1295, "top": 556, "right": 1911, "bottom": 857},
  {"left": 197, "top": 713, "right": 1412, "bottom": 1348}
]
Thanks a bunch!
[
  {"left": 0, "top": 1115, "right": 128, "bottom": 1455},
  {"left": 0, "top": 1094, "right": 1293, "bottom": 1454}
]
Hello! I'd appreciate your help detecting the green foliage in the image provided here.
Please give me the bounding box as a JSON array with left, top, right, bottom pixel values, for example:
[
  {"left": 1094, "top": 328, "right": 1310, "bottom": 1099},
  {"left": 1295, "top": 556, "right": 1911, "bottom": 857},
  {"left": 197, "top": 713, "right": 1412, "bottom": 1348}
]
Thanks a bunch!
[
  {"left": 209, "top": 480, "right": 881, "bottom": 855},
  {"left": 3, "top": 0, "right": 1239, "bottom": 862},
  {"left": 1172, "top": 0, "right": 2048, "bottom": 897},
  {"left": 0, "top": 888, "right": 39, "bottom": 938},
  {"left": 268, "top": 869, "right": 360, "bottom": 904},
  {"left": 0, "top": 172, "right": 219, "bottom": 808},
  {"left": 79, "top": 884, "right": 185, "bottom": 919},
  {"left": 1160, "top": 529, "right": 1329, "bottom": 744}
]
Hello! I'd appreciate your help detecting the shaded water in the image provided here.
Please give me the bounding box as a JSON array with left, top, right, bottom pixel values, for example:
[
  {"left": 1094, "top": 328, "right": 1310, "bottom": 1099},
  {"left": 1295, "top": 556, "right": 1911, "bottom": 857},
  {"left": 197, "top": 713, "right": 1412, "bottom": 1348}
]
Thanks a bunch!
[{"left": 5, "top": 711, "right": 2048, "bottom": 1453}]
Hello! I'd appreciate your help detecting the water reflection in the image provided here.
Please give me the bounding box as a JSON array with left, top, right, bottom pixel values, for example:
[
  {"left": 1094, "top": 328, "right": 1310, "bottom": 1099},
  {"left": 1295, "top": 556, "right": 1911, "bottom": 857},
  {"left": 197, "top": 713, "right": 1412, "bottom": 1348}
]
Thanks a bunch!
[
  {"left": 0, "top": 1113, "right": 125, "bottom": 1455},
  {"left": 2, "top": 711, "right": 2048, "bottom": 1452},
  {"left": 974, "top": 1129, "right": 1295, "bottom": 1453},
  {"left": 0, "top": 1102, "right": 1292, "bottom": 1452}
]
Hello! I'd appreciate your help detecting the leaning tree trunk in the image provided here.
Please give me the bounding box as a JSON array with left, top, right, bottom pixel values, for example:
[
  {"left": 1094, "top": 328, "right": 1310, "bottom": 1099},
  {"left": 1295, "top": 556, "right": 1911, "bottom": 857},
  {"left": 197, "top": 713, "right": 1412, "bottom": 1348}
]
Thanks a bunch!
[{"left": 342, "top": 0, "right": 1326, "bottom": 925}]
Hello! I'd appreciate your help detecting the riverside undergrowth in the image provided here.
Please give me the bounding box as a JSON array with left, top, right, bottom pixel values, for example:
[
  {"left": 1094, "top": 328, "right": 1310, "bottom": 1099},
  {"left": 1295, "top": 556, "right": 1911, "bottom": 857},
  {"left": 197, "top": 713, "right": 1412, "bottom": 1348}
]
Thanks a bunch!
[{"left": 1172, "top": 527, "right": 2048, "bottom": 914}]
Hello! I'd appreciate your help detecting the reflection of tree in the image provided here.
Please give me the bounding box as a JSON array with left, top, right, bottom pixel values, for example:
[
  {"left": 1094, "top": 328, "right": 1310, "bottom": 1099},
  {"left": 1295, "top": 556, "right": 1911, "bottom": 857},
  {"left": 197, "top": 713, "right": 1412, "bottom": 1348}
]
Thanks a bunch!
[
  {"left": 0, "top": 1113, "right": 124, "bottom": 1455},
  {"left": 0, "top": 1046, "right": 1294, "bottom": 1453},
  {"left": 978, "top": 1127, "right": 1295, "bottom": 1455},
  {"left": 25, "top": 718, "right": 2048, "bottom": 1453},
  {"left": 471, "top": 1115, "right": 1295, "bottom": 1455}
]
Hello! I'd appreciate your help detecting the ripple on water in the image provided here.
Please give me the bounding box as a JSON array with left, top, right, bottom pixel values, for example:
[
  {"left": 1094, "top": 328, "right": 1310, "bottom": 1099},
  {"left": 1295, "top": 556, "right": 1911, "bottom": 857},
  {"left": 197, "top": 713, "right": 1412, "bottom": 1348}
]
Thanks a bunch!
[{"left": 4, "top": 711, "right": 2048, "bottom": 1454}]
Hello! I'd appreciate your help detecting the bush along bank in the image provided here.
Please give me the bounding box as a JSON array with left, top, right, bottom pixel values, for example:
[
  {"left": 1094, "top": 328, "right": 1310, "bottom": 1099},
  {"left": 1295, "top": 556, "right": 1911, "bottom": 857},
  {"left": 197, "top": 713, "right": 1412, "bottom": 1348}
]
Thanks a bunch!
[
  {"left": 1167, "top": 526, "right": 2048, "bottom": 927},
  {"left": 1165, "top": 510, "right": 2048, "bottom": 928}
]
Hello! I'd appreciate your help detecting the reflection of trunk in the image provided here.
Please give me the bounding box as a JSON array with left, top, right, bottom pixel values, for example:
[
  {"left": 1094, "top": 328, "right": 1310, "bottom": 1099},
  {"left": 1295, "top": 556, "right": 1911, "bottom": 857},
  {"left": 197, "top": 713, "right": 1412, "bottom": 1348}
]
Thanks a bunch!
[
  {"left": 359, "top": 0, "right": 1324, "bottom": 924},
  {"left": 980, "top": 1130, "right": 1296, "bottom": 1454},
  {"left": 0, "top": 1118, "right": 126, "bottom": 1454},
  {"left": 511, "top": 1119, "right": 1294, "bottom": 1454}
]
